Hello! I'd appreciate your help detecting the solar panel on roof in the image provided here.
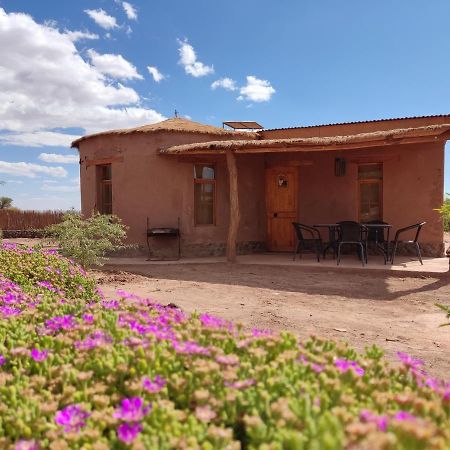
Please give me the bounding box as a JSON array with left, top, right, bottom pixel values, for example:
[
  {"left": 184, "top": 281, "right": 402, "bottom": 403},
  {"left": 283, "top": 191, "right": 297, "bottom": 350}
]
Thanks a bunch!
[{"left": 223, "top": 121, "right": 263, "bottom": 130}]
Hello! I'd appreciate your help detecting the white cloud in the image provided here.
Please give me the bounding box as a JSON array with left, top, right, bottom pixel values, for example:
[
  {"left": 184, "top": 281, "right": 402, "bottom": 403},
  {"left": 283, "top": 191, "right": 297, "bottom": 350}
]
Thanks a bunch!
[
  {"left": 0, "top": 8, "right": 165, "bottom": 146},
  {"left": 0, "top": 131, "right": 80, "bottom": 147},
  {"left": 87, "top": 49, "right": 143, "bottom": 80},
  {"left": 238, "top": 75, "right": 276, "bottom": 102},
  {"left": 38, "top": 153, "right": 79, "bottom": 164},
  {"left": 13, "top": 194, "right": 80, "bottom": 211},
  {"left": 41, "top": 183, "right": 79, "bottom": 193},
  {"left": 147, "top": 66, "right": 165, "bottom": 82},
  {"left": 211, "top": 77, "right": 237, "bottom": 91},
  {"left": 65, "top": 30, "right": 99, "bottom": 42},
  {"left": 177, "top": 39, "right": 214, "bottom": 78},
  {"left": 122, "top": 2, "right": 137, "bottom": 20},
  {"left": 84, "top": 9, "right": 118, "bottom": 30},
  {"left": 0, "top": 161, "right": 67, "bottom": 178}
]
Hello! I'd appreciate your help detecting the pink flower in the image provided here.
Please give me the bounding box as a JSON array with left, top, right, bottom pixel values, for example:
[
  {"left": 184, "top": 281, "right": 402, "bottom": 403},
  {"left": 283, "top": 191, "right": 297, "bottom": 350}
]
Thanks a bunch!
[
  {"left": 14, "top": 440, "right": 39, "bottom": 450},
  {"left": 335, "top": 358, "right": 365, "bottom": 376},
  {"left": 114, "top": 397, "right": 151, "bottom": 422},
  {"left": 142, "top": 375, "right": 166, "bottom": 394},
  {"left": 393, "top": 411, "right": 416, "bottom": 421},
  {"left": 55, "top": 405, "right": 90, "bottom": 432},
  {"left": 224, "top": 379, "right": 256, "bottom": 390},
  {"left": 360, "top": 409, "right": 388, "bottom": 432},
  {"left": 117, "top": 422, "right": 142, "bottom": 444},
  {"left": 397, "top": 352, "right": 424, "bottom": 371},
  {"left": 0, "top": 354, "right": 6, "bottom": 366},
  {"left": 30, "top": 349, "right": 48, "bottom": 362}
]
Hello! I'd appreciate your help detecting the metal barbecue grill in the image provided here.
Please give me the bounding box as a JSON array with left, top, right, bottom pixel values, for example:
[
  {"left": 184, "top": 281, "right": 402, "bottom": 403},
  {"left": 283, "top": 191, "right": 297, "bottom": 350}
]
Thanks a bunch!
[{"left": 146, "top": 217, "right": 181, "bottom": 260}]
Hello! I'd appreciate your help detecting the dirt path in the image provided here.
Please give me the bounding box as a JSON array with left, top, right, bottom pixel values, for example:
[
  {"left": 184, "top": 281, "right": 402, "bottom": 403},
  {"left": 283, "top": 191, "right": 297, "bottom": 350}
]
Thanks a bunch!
[{"left": 96, "top": 263, "right": 450, "bottom": 379}]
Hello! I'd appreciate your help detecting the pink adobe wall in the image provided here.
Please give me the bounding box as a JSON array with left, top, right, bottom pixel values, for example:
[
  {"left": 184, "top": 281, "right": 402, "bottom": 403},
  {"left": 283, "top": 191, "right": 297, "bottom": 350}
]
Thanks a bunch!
[
  {"left": 78, "top": 131, "right": 266, "bottom": 253},
  {"left": 265, "top": 141, "right": 445, "bottom": 255},
  {"left": 260, "top": 116, "right": 450, "bottom": 139}
]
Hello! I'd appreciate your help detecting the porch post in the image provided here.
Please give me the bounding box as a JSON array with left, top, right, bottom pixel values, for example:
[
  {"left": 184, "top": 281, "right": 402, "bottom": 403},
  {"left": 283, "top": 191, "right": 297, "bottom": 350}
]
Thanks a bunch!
[{"left": 226, "top": 149, "right": 240, "bottom": 263}]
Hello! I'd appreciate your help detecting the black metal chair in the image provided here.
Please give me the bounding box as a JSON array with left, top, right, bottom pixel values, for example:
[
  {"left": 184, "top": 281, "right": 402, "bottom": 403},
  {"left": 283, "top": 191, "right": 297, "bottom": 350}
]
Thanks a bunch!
[
  {"left": 365, "top": 220, "right": 389, "bottom": 264},
  {"left": 292, "top": 223, "right": 323, "bottom": 262},
  {"left": 390, "top": 222, "right": 426, "bottom": 265},
  {"left": 336, "top": 221, "right": 367, "bottom": 266}
]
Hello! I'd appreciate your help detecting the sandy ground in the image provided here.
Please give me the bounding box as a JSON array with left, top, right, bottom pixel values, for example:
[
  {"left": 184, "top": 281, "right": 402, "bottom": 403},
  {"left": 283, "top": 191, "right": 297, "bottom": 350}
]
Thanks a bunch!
[{"left": 96, "top": 261, "right": 450, "bottom": 379}]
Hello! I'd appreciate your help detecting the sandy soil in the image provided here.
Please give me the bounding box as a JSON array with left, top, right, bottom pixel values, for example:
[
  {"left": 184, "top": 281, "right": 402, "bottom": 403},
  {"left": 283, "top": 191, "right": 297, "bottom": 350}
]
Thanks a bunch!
[{"left": 96, "top": 262, "right": 450, "bottom": 379}]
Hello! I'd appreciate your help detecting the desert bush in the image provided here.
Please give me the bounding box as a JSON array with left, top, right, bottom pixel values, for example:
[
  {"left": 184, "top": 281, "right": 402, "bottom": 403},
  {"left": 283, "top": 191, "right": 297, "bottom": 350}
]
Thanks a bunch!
[
  {"left": 0, "top": 248, "right": 449, "bottom": 449},
  {"left": 0, "top": 209, "right": 63, "bottom": 231},
  {"left": 436, "top": 195, "right": 450, "bottom": 232},
  {"left": 45, "top": 212, "right": 128, "bottom": 268}
]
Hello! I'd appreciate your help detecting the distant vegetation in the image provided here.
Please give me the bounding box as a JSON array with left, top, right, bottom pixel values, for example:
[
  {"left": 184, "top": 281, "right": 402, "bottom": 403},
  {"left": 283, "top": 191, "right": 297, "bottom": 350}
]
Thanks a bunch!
[{"left": 437, "top": 195, "right": 450, "bottom": 232}]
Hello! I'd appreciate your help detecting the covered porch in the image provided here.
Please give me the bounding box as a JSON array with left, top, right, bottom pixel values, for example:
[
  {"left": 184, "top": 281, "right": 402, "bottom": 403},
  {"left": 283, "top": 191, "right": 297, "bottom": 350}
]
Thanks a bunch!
[{"left": 160, "top": 123, "right": 450, "bottom": 264}]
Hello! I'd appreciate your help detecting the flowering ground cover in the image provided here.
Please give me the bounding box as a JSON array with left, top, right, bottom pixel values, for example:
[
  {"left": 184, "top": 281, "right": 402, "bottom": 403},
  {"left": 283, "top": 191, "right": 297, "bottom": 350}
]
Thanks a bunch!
[{"left": 1, "top": 243, "right": 450, "bottom": 449}]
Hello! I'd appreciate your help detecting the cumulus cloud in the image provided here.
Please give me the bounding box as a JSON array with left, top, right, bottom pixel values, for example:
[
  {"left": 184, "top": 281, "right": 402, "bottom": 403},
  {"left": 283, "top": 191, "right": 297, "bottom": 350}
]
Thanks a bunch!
[
  {"left": 65, "top": 30, "right": 99, "bottom": 42},
  {"left": 0, "top": 8, "right": 165, "bottom": 147},
  {"left": 147, "top": 66, "right": 165, "bottom": 82},
  {"left": 84, "top": 9, "right": 118, "bottom": 30},
  {"left": 177, "top": 39, "right": 214, "bottom": 78},
  {"left": 211, "top": 77, "right": 237, "bottom": 91},
  {"left": 38, "top": 153, "right": 79, "bottom": 164},
  {"left": 87, "top": 49, "right": 143, "bottom": 80},
  {"left": 122, "top": 2, "right": 137, "bottom": 20},
  {"left": 238, "top": 76, "right": 276, "bottom": 102},
  {"left": 0, "top": 161, "right": 67, "bottom": 178},
  {"left": 0, "top": 131, "right": 80, "bottom": 147}
]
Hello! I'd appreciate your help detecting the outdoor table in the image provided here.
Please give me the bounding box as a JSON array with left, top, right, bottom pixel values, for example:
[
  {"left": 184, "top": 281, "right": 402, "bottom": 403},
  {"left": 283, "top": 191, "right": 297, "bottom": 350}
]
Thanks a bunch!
[
  {"left": 313, "top": 224, "right": 339, "bottom": 258},
  {"left": 363, "top": 223, "right": 392, "bottom": 263}
]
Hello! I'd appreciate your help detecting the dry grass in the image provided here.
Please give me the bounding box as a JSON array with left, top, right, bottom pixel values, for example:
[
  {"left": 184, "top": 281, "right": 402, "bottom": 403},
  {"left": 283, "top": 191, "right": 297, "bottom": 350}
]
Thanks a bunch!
[{"left": 0, "top": 210, "right": 64, "bottom": 231}]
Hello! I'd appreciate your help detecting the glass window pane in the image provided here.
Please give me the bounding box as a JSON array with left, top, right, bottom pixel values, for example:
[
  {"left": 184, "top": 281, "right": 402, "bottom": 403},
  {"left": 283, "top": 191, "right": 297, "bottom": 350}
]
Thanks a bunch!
[
  {"left": 359, "top": 182, "right": 381, "bottom": 221},
  {"left": 194, "top": 165, "right": 215, "bottom": 180},
  {"left": 195, "top": 183, "right": 214, "bottom": 224}
]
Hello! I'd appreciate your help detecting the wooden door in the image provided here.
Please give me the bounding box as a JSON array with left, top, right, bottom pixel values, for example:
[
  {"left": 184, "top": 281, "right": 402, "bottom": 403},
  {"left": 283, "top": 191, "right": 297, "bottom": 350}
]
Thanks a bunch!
[{"left": 265, "top": 166, "right": 298, "bottom": 251}]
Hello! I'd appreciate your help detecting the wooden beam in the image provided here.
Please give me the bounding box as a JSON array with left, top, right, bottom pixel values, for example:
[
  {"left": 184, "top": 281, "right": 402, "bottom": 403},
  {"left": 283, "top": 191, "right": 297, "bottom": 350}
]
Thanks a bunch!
[
  {"left": 84, "top": 156, "right": 124, "bottom": 167},
  {"left": 226, "top": 150, "right": 240, "bottom": 263}
]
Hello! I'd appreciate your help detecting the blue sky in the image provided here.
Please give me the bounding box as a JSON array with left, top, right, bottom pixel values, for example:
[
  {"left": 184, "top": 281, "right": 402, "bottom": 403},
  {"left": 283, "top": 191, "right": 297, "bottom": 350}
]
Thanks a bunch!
[{"left": 0, "top": 0, "right": 449, "bottom": 210}]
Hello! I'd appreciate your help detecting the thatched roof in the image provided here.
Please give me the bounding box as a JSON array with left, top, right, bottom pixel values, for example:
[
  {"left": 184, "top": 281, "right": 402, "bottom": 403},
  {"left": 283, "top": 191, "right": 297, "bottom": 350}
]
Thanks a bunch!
[
  {"left": 160, "top": 124, "right": 450, "bottom": 155},
  {"left": 71, "top": 117, "right": 259, "bottom": 148}
]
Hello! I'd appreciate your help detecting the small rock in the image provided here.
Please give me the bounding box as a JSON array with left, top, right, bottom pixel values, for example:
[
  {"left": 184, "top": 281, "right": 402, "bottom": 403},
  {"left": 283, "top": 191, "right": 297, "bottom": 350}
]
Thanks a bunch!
[{"left": 333, "top": 328, "right": 347, "bottom": 333}]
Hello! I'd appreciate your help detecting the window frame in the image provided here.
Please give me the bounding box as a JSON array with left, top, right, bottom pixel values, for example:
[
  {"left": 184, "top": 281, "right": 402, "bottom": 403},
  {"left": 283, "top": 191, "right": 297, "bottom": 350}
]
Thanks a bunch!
[
  {"left": 96, "top": 164, "right": 113, "bottom": 215},
  {"left": 357, "top": 163, "right": 383, "bottom": 222},
  {"left": 194, "top": 163, "right": 217, "bottom": 226}
]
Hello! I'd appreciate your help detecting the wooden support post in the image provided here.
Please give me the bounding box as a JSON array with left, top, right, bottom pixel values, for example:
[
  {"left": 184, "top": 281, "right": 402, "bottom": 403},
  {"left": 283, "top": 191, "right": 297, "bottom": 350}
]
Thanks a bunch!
[{"left": 226, "top": 150, "right": 240, "bottom": 263}]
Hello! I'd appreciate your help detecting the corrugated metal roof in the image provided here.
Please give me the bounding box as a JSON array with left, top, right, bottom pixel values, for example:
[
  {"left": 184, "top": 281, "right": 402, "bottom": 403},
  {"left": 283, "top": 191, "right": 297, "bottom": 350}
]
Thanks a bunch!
[{"left": 261, "top": 114, "right": 450, "bottom": 132}]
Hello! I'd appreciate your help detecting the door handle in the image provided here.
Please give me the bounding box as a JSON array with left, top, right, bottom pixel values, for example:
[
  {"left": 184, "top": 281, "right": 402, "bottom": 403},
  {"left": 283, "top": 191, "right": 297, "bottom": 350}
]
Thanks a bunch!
[{"left": 273, "top": 213, "right": 278, "bottom": 218}]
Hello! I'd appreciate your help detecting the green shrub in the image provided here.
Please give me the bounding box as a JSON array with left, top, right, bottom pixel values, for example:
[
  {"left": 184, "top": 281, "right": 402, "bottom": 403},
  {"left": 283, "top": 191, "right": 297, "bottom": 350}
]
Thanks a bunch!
[
  {"left": 45, "top": 211, "right": 128, "bottom": 268},
  {"left": 436, "top": 195, "right": 450, "bottom": 232},
  {"left": 1, "top": 247, "right": 450, "bottom": 449}
]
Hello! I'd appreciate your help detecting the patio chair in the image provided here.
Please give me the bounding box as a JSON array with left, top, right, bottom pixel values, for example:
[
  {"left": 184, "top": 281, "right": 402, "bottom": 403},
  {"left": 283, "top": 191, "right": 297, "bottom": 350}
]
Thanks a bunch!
[
  {"left": 365, "top": 220, "right": 390, "bottom": 264},
  {"left": 336, "top": 221, "right": 367, "bottom": 266},
  {"left": 390, "top": 222, "right": 426, "bottom": 265},
  {"left": 292, "top": 222, "right": 323, "bottom": 262}
]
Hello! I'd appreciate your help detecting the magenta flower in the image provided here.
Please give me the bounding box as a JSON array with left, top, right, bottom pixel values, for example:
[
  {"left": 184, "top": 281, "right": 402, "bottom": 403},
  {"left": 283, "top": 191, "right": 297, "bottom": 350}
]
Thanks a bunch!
[
  {"left": 393, "top": 411, "right": 416, "bottom": 421},
  {"left": 55, "top": 405, "right": 90, "bottom": 432},
  {"left": 30, "top": 349, "right": 48, "bottom": 362},
  {"left": 82, "top": 313, "right": 94, "bottom": 324},
  {"left": 142, "top": 375, "right": 166, "bottom": 393},
  {"left": 114, "top": 397, "right": 151, "bottom": 422},
  {"left": 199, "top": 313, "right": 232, "bottom": 330},
  {"left": 360, "top": 409, "right": 388, "bottom": 432},
  {"left": 45, "top": 315, "right": 76, "bottom": 333},
  {"left": 117, "top": 422, "right": 142, "bottom": 444},
  {"left": 335, "top": 358, "right": 365, "bottom": 376},
  {"left": 0, "top": 354, "right": 6, "bottom": 366},
  {"left": 172, "top": 340, "right": 210, "bottom": 356},
  {"left": 397, "top": 352, "right": 424, "bottom": 371}
]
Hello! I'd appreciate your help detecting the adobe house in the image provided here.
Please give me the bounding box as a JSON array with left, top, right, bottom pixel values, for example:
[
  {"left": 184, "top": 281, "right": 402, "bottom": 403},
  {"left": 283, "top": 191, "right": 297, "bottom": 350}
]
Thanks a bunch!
[{"left": 71, "top": 115, "right": 450, "bottom": 261}]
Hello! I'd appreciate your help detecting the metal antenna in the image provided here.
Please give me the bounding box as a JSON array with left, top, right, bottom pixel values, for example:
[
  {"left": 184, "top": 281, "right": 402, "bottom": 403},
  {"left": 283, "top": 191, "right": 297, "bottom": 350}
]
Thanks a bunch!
[{"left": 174, "top": 109, "right": 179, "bottom": 118}]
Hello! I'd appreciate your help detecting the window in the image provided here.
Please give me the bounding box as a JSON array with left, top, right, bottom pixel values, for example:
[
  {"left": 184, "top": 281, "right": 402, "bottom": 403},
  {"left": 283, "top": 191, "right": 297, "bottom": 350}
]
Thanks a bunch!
[
  {"left": 194, "top": 164, "right": 215, "bottom": 225},
  {"left": 358, "top": 163, "right": 382, "bottom": 222},
  {"left": 97, "top": 164, "right": 112, "bottom": 214}
]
